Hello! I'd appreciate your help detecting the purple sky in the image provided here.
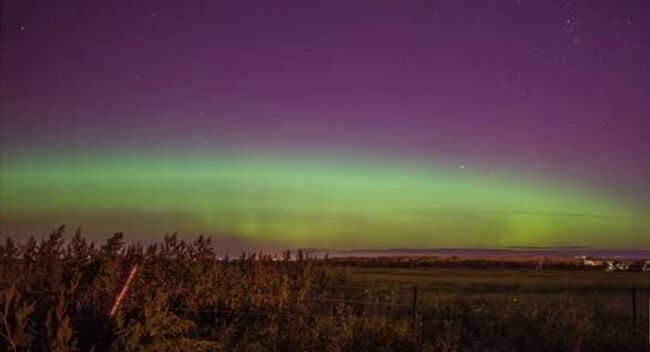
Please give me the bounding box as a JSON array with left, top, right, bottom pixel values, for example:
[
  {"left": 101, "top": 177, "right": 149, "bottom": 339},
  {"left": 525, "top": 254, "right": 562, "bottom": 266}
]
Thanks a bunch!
[{"left": 2, "top": 0, "right": 650, "bottom": 201}]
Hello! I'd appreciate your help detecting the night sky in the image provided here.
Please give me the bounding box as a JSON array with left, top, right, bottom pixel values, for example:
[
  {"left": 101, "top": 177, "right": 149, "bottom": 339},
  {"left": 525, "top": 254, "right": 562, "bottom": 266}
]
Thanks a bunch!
[{"left": 1, "top": 0, "right": 649, "bottom": 249}]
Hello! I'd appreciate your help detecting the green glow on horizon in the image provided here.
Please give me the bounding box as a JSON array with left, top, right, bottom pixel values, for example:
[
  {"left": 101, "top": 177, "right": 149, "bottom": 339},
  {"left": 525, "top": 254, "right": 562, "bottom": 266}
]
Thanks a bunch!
[{"left": 1, "top": 152, "right": 647, "bottom": 248}]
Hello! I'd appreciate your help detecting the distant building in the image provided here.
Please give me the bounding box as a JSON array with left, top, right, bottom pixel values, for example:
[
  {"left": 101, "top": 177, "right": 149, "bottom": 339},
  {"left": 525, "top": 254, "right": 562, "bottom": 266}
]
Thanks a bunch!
[
  {"left": 604, "top": 261, "right": 629, "bottom": 272},
  {"left": 642, "top": 260, "right": 650, "bottom": 272},
  {"left": 577, "top": 256, "right": 632, "bottom": 271},
  {"left": 577, "top": 256, "right": 602, "bottom": 267}
]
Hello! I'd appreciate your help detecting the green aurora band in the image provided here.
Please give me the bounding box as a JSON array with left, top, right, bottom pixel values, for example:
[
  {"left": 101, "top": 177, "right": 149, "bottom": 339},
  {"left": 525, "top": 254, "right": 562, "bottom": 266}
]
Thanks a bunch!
[{"left": 1, "top": 152, "right": 647, "bottom": 248}]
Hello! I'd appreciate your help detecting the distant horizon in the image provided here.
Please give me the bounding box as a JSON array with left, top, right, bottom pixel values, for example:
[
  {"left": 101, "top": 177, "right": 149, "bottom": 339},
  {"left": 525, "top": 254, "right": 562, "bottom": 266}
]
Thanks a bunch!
[{"left": 3, "top": 227, "right": 650, "bottom": 258}]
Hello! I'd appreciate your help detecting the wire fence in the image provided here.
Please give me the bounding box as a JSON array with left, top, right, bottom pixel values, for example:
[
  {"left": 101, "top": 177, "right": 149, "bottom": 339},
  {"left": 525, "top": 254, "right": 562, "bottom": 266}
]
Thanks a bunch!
[{"left": 7, "top": 274, "right": 650, "bottom": 331}]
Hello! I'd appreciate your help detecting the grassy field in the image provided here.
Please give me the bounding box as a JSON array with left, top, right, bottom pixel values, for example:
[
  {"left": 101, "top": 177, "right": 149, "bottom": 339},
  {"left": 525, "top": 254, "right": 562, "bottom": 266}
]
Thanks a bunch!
[
  {"left": 1, "top": 230, "right": 649, "bottom": 351},
  {"left": 327, "top": 266, "right": 650, "bottom": 351},
  {"left": 336, "top": 266, "right": 650, "bottom": 291}
]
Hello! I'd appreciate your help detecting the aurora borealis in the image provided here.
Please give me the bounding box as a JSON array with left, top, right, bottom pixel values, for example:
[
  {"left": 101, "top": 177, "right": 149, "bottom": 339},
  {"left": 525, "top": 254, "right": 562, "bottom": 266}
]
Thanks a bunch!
[
  {"left": 1, "top": 1, "right": 650, "bottom": 249},
  {"left": 1, "top": 150, "right": 647, "bottom": 249}
]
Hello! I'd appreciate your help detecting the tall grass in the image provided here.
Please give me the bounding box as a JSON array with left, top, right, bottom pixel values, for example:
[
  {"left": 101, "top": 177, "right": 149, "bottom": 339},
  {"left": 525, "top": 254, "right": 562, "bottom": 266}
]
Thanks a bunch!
[{"left": 0, "top": 227, "right": 647, "bottom": 351}]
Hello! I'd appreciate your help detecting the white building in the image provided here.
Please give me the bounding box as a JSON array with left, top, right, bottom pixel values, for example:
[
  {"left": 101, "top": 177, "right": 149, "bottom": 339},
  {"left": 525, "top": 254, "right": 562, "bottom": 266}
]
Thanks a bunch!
[
  {"left": 604, "top": 261, "right": 629, "bottom": 272},
  {"left": 577, "top": 256, "right": 602, "bottom": 267},
  {"left": 642, "top": 260, "right": 650, "bottom": 272}
]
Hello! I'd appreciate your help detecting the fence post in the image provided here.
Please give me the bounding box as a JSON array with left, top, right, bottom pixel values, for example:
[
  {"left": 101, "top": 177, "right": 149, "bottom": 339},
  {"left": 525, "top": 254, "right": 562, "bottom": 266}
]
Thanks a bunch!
[
  {"left": 411, "top": 284, "right": 418, "bottom": 334},
  {"left": 632, "top": 285, "right": 637, "bottom": 328},
  {"left": 96, "top": 263, "right": 140, "bottom": 351},
  {"left": 109, "top": 264, "right": 140, "bottom": 317}
]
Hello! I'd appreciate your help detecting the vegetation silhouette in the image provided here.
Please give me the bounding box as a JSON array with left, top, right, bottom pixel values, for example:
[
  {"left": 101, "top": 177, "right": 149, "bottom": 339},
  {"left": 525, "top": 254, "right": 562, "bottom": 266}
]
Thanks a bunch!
[{"left": 0, "top": 226, "right": 648, "bottom": 351}]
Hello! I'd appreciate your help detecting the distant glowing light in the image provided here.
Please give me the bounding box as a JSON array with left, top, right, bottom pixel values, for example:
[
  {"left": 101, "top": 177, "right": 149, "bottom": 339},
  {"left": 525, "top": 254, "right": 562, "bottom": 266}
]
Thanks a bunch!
[{"left": 0, "top": 151, "right": 646, "bottom": 248}]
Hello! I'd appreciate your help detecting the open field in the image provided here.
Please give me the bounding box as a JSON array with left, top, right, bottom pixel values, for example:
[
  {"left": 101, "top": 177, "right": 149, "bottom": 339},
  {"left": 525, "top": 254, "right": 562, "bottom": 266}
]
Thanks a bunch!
[
  {"left": 325, "top": 266, "right": 650, "bottom": 351},
  {"left": 1, "top": 230, "right": 649, "bottom": 351},
  {"left": 335, "top": 266, "right": 650, "bottom": 292}
]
